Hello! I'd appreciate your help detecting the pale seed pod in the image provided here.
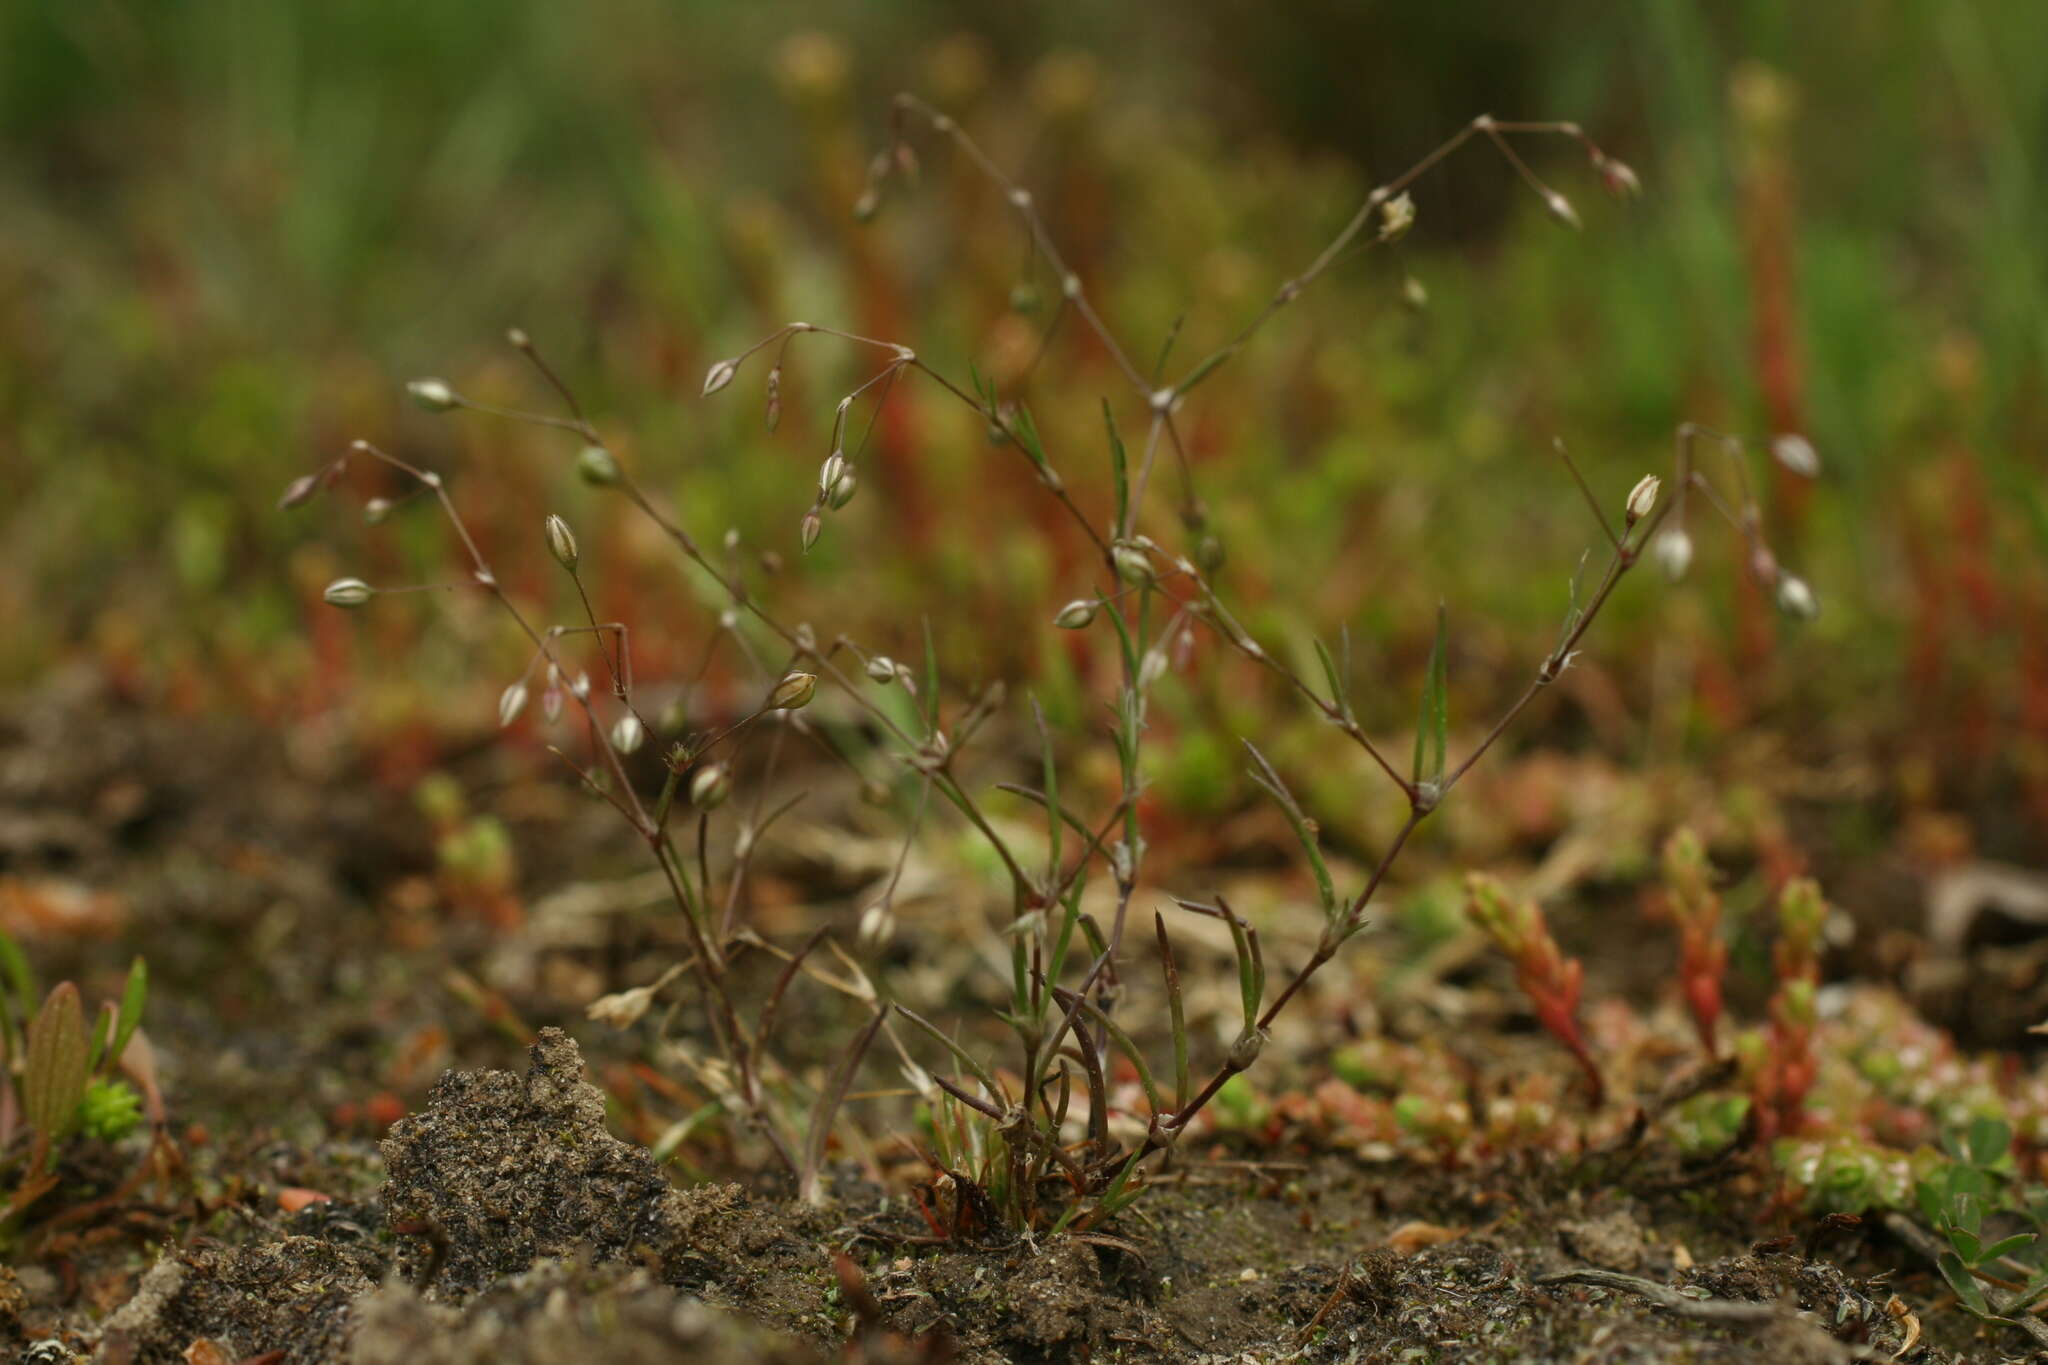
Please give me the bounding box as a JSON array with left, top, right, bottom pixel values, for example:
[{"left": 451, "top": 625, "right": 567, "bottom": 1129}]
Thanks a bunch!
[
  {"left": 865, "top": 655, "right": 897, "bottom": 683},
  {"left": 544, "top": 514, "right": 579, "bottom": 571},
  {"left": 764, "top": 366, "right": 782, "bottom": 433},
  {"left": 857, "top": 901, "right": 896, "bottom": 952},
  {"left": 1776, "top": 573, "right": 1819, "bottom": 622},
  {"left": 689, "top": 762, "right": 732, "bottom": 810},
  {"left": 406, "top": 378, "right": 457, "bottom": 411},
  {"left": 768, "top": 671, "right": 818, "bottom": 711},
  {"left": 702, "top": 358, "right": 739, "bottom": 396},
  {"left": 800, "top": 511, "right": 822, "bottom": 552},
  {"left": 1054, "top": 599, "right": 1097, "bottom": 630},
  {"left": 1543, "top": 191, "right": 1582, "bottom": 230},
  {"left": 323, "top": 577, "right": 374, "bottom": 608},
  {"left": 363, "top": 497, "right": 393, "bottom": 525},
  {"left": 498, "top": 681, "right": 529, "bottom": 728},
  {"left": 1227, "top": 1027, "right": 1267, "bottom": 1071},
  {"left": 577, "top": 445, "right": 621, "bottom": 486},
  {"left": 1654, "top": 528, "right": 1694, "bottom": 582},
  {"left": 825, "top": 469, "right": 857, "bottom": 510},
  {"left": 610, "top": 713, "right": 646, "bottom": 754},
  {"left": 1112, "top": 542, "right": 1155, "bottom": 586},
  {"left": 1400, "top": 274, "right": 1429, "bottom": 311},
  {"left": 277, "top": 474, "right": 320, "bottom": 511},
  {"left": 543, "top": 667, "right": 564, "bottom": 723},
  {"left": 1771, "top": 433, "right": 1821, "bottom": 478}
]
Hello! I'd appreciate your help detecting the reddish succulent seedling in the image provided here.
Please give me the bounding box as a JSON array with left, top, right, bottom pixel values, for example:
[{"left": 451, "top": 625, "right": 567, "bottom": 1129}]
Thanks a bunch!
[
  {"left": 1757, "top": 877, "right": 1827, "bottom": 1139},
  {"left": 1464, "top": 873, "right": 1602, "bottom": 1109},
  {"left": 1659, "top": 827, "right": 1729, "bottom": 1059}
]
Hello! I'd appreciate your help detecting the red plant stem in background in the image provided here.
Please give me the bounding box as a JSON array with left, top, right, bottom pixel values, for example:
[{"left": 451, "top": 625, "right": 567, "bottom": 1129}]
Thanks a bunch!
[{"left": 1732, "top": 64, "right": 1811, "bottom": 536}]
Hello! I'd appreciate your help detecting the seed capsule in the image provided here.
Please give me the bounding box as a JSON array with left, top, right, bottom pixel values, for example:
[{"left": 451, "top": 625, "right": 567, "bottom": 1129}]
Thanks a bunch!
[
  {"left": 702, "top": 358, "right": 739, "bottom": 395},
  {"left": 498, "top": 681, "right": 529, "bottom": 728},
  {"left": 1054, "top": 599, "right": 1098, "bottom": 630},
  {"left": 1776, "top": 573, "right": 1819, "bottom": 622},
  {"left": 866, "top": 656, "right": 897, "bottom": 683},
  {"left": 689, "top": 763, "right": 732, "bottom": 810},
  {"left": 768, "top": 671, "right": 818, "bottom": 711},
  {"left": 577, "top": 445, "right": 621, "bottom": 487},
  {"left": 323, "top": 577, "right": 374, "bottom": 608},
  {"left": 406, "top": 378, "right": 457, "bottom": 411},
  {"left": 1654, "top": 528, "right": 1694, "bottom": 582},
  {"left": 610, "top": 713, "right": 647, "bottom": 754}
]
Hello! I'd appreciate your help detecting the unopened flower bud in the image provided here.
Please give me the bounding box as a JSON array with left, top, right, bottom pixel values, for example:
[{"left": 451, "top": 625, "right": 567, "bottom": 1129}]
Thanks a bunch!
[
  {"left": 1775, "top": 573, "right": 1819, "bottom": 622},
  {"left": 1625, "top": 474, "right": 1660, "bottom": 526},
  {"left": 1400, "top": 274, "right": 1429, "bottom": 311},
  {"left": 1054, "top": 599, "right": 1098, "bottom": 630},
  {"left": 498, "top": 681, "right": 529, "bottom": 728},
  {"left": 689, "top": 762, "right": 732, "bottom": 809},
  {"left": 1543, "top": 190, "right": 1581, "bottom": 231},
  {"left": 1194, "top": 533, "right": 1226, "bottom": 573},
  {"left": 406, "top": 378, "right": 458, "bottom": 411},
  {"left": 577, "top": 444, "right": 620, "bottom": 487},
  {"left": 1654, "top": 528, "right": 1693, "bottom": 582},
  {"left": 544, "top": 514, "right": 579, "bottom": 570},
  {"left": 702, "top": 358, "right": 738, "bottom": 396},
  {"left": 610, "top": 713, "right": 646, "bottom": 754},
  {"left": 764, "top": 366, "right": 782, "bottom": 433},
  {"left": 800, "top": 511, "right": 822, "bottom": 552},
  {"left": 364, "top": 497, "right": 393, "bottom": 525},
  {"left": 852, "top": 187, "right": 880, "bottom": 223},
  {"left": 865, "top": 655, "right": 897, "bottom": 683},
  {"left": 826, "top": 469, "right": 857, "bottom": 510},
  {"left": 323, "top": 577, "right": 374, "bottom": 608},
  {"left": 769, "top": 671, "right": 817, "bottom": 711}
]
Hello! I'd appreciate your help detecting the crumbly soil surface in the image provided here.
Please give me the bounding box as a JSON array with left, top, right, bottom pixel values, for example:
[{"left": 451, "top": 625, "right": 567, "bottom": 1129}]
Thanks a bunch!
[{"left": 1, "top": 676, "right": 2039, "bottom": 1362}]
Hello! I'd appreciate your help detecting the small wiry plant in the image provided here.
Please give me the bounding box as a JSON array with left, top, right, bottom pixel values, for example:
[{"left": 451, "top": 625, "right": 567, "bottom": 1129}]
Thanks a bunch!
[{"left": 286, "top": 92, "right": 1820, "bottom": 1230}]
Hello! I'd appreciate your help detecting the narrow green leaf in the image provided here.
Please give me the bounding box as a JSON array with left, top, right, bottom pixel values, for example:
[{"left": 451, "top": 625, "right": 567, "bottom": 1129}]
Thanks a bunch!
[
  {"left": 110, "top": 956, "right": 148, "bottom": 1073},
  {"left": 1311, "top": 636, "right": 1350, "bottom": 721},
  {"left": 1242, "top": 741, "right": 1335, "bottom": 920},
  {"left": 1981, "top": 1233, "right": 2037, "bottom": 1264},
  {"left": 1155, "top": 913, "right": 1189, "bottom": 1112},
  {"left": 1034, "top": 698, "right": 1061, "bottom": 882},
  {"left": 1103, "top": 399, "right": 1129, "bottom": 536}
]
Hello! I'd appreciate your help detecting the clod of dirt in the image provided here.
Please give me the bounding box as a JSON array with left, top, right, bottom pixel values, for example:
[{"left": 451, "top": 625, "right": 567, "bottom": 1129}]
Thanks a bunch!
[
  {"left": 94, "top": 1234, "right": 387, "bottom": 1364},
  {"left": 379, "top": 1028, "right": 740, "bottom": 1298},
  {"left": 349, "top": 1256, "right": 825, "bottom": 1364}
]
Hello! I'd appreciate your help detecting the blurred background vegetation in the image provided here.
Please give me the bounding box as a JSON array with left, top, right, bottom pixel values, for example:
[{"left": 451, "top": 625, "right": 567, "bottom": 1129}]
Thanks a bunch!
[{"left": 3, "top": 0, "right": 2045, "bottom": 861}]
